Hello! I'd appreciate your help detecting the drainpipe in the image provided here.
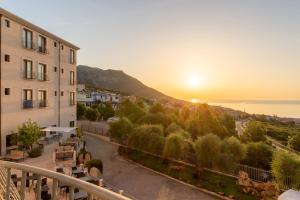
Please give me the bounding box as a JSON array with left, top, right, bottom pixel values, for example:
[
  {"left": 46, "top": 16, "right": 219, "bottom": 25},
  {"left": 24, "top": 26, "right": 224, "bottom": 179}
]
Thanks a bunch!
[{"left": 58, "top": 42, "right": 61, "bottom": 126}]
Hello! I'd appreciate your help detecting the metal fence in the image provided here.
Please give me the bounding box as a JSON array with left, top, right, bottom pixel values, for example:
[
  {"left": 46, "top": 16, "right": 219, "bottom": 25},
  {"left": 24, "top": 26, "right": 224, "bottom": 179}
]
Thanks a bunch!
[{"left": 80, "top": 124, "right": 109, "bottom": 137}]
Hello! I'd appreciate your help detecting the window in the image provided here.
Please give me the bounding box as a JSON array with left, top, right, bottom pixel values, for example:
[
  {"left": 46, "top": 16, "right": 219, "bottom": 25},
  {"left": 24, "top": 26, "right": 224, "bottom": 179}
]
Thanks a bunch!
[
  {"left": 61, "top": 91, "right": 64, "bottom": 96},
  {"left": 61, "top": 68, "right": 64, "bottom": 74},
  {"left": 23, "top": 89, "right": 33, "bottom": 109},
  {"left": 4, "top": 54, "right": 10, "bottom": 62},
  {"left": 5, "top": 19, "right": 10, "bottom": 28},
  {"left": 23, "top": 60, "right": 33, "bottom": 79},
  {"left": 38, "top": 63, "right": 47, "bottom": 81},
  {"left": 54, "top": 91, "right": 57, "bottom": 96},
  {"left": 54, "top": 42, "right": 57, "bottom": 47},
  {"left": 54, "top": 67, "right": 57, "bottom": 72},
  {"left": 70, "top": 92, "right": 75, "bottom": 105},
  {"left": 38, "top": 90, "right": 47, "bottom": 107},
  {"left": 69, "top": 121, "right": 75, "bottom": 127},
  {"left": 61, "top": 45, "right": 64, "bottom": 50},
  {"left": 22, "top": 29, "right": 33, "bottom": 49},
  {"left": 38, "top": 35, "right": 46, "bottom": 53},
  {"left": 70, "top": 49, "right": 75, "bottom": 64},
  {"left": 5, "top": 88, "right": 10, "bottom": 95},
  {"left": 69, "top": 71, "right": 75, "bottom": 85}
]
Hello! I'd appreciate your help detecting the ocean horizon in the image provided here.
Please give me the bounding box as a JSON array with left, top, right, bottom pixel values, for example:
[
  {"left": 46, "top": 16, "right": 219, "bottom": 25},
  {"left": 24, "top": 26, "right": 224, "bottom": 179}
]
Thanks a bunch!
[{"left": 203, "top": 99, "right": 300, "bottom": 118}]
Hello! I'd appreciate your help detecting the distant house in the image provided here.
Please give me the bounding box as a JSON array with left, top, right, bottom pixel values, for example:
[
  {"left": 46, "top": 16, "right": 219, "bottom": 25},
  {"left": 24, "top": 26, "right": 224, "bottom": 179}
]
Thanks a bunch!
[
  {"left": 77, "top": 84, "right": 86, "bottom": 92},
  {"left": 91, "top": 91, "right": 121, "bottom": 104}
]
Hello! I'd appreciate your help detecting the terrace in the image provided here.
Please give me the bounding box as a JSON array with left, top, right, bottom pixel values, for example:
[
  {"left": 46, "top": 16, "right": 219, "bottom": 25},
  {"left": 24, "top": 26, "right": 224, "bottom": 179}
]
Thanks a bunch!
[{"left": 0, "top": 127, "right": 132, "bottom": 200}]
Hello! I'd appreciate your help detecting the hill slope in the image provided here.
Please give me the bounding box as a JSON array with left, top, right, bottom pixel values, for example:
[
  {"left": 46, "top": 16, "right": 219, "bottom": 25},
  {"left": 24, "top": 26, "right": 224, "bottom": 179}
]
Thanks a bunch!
[{"left": 77, "top": 65, "right": 171, "bottom": 100}]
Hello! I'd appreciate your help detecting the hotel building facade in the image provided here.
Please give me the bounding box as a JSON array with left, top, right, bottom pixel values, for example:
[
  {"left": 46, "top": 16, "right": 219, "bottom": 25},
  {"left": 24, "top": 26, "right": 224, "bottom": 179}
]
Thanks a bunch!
[{"left": 0, "top": 8, "right": 79, "bottom": 155}]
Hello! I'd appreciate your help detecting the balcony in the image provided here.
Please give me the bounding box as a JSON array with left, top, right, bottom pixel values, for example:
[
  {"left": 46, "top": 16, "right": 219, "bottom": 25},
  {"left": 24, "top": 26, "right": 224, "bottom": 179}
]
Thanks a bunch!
[
  {"left": 37, "top": 46, "right": 49, "bottom": 54},
  {"left": 38, "top": 100, "right": 48, "bottom": 108},
  {"left": 22, "top": 41, "right": 36, "bottom": 51},
  {"left": 23, "top": 100, "right": 33, "bottom": 109},
  {"left": 0, "top": 160, "right": 131, "bottom": 200},
  {"left": 23, "top": 72, "right": 36, "bottom": 80},
  {"left": 37, "top": 73, "right": 49, "bottom": 81}
]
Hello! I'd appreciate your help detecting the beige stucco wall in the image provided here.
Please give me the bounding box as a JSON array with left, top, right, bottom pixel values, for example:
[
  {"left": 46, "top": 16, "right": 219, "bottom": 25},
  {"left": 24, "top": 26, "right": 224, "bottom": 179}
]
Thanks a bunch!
[{"left": 0, "top": 16, "right": 77, "bottom": 155}]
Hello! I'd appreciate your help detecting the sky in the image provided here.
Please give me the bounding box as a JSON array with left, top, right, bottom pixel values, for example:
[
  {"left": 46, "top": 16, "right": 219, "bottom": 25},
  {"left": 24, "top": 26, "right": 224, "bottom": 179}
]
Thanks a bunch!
[{"left": 1, "top": 0, "right": 300, "bottom": 101}]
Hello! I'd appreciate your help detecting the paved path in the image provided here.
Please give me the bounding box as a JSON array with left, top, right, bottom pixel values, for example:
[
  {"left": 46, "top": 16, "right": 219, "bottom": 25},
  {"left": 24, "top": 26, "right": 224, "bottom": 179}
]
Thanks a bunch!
[{"left": 85, "top": 135, "right": 219, "bottom": 200}]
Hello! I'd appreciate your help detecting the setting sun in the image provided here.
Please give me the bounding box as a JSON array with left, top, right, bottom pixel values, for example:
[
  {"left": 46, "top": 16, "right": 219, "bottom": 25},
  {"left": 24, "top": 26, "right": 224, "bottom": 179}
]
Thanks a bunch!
[{"left": 186, "top": 74, "right": 202, "bottom": 89}]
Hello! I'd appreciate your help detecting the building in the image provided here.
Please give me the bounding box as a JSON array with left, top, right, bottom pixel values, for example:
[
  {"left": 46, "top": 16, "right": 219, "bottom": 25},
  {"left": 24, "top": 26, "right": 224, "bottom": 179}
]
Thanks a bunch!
[
  {"left": 91, "top": 91, "right": 121, "bottom": 104},
  {"left": 0, "top": 8, "right": 79, "bottom": 155}
]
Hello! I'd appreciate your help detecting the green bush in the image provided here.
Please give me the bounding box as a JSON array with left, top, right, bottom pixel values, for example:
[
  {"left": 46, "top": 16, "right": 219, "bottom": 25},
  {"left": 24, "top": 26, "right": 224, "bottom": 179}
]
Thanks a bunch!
[
  {"left": 271, "top": 150, "right": 300, "bottom": 189},
  {"left": 85, "top": 108, "right": 100, "bottom": 121},
  {"left": 109, "top": 117, "right": 133, "bottom": 143},
  {"left": 28, "top": 147, "right": 42, "bottom": 158},
  {"left": 85, "top": 159, "right": 103, "bottom": 174},
  {"left": 242, "top": 142, "right": 273, "bottom": 170}
]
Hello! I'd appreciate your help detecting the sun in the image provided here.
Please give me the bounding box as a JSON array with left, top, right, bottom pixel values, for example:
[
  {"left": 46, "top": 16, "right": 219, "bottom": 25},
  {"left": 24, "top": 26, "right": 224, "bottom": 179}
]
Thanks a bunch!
[{"left": 186, "top": 74, "right": 202, "bottom": 89}]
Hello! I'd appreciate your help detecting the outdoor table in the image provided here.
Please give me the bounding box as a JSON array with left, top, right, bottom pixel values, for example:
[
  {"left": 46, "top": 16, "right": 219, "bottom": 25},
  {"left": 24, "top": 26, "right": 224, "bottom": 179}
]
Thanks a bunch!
[{"left": 74, "top": 191, "right": 88, "bottom": 200}]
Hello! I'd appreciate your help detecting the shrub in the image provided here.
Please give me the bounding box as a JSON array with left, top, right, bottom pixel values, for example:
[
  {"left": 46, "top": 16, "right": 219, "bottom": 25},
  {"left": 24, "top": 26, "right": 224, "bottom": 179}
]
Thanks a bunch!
[
  {"left": 271, "top": 150, "right": 300, "bottom": 189},
  {"left": 18, "top": 120, "right": 42, "bottom": 150},
  {"left": 222, "top": 136, "right": 246, "bottom": 162},
  {"left": 194, "top": 133, "right": 222, "bottom": 168},
  {"left": 109, "top": 117, "right": 133, "bottom": 143},
  {"left": 242, "top": 121, "right": 266, "bottom": 142},
  {"left": 128, "top": 124, "right": 165, "bottom": 155},
  {"left": 77, "top": 103, "right": 86, "bottom": 119},
  {"left": 85, "top": 108, "right": 100, "bottom": 121},
  {"left": 85, "top": 159, "right": 103, "bottom": 174},
  {"left": 288, "top": 133, "right": 300, "bottom": 152},
  {"left": 163, "top": 133, "right": 186, "bottom": 160},
  {"left": 28, "top": 147, "right": 42, "bottom": 158},
  {"left": 242, "top": 142, "right": 273, "bottom": 170}
]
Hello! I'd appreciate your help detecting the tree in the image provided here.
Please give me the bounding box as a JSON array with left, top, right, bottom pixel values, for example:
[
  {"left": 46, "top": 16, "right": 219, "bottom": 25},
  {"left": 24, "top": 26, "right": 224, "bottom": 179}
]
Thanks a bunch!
[
  {"left": 117, "top": 99, "right": 145, "bottom": 123},
  {"left": 163, "top": 133, "right": 186, "bottom": 160},
  {"left": 85, "top": 108, "right": 100, "bottom": 121},
  {"left": 149, "top": 103, "right": 165, "bottom": 114},
  {"left": 165, "top": 122, "right": 183, "bottom": 136},
  {"left": 98, "top": 103, "right": 115, "bottom": 120},
  {"left": 194, "top": 133, "right": 222, "bottom": 169},
  {"left": 128, "top": 124, "right": 165, "bottom": 155},
  {"left": 222, "top": 136, "right": 246, "bottom": 162},
  {"left": 77, "top": 103, "right": 86, "bottom": 119},
  {"left": 138, "top": 112, "right": 172, "bottom": 128},
  {"left": 288, "top": 133, "right": 300, "bottom": 152},
  {"left": 109, "top": 117, "right": 133, "bottom": 144},
  {"left": 271, "top": 150, "right": 300, "bottom": 189},
  {"left": 242, "top": 121, "right": 267, "bottom": 142},
  {"left": 242, "top": 142, "right": 273, "bottom": 170},
  {"left": 18, "top": 120, "right": 42, "bottom": 150}
]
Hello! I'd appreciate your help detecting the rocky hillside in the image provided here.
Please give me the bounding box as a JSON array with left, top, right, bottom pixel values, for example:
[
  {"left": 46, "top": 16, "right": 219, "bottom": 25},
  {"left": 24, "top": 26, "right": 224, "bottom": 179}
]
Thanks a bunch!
[{"left": 77, "top": 65, "right": 172, "bottom": 100}]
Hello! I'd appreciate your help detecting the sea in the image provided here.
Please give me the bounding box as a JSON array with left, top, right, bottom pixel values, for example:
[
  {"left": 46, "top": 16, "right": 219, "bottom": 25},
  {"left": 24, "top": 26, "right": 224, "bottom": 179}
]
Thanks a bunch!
[{"left": 205, "top": 100, "right": 300, "bottom": 119}]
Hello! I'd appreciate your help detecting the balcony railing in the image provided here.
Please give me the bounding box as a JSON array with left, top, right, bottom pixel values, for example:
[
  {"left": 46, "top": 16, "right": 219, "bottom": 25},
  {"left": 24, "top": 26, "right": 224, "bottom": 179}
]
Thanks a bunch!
[
  {"left": 37, "top": 46, "right": 49, "bottom": 54},
  {"left": 37, "top": 73, "right": 49, "bottom": 81},
  {"left": 0, "top": 160, "right": 131, "bottom": 200},
  {"left": 23, "top": 72, "right": 36, "bottom": 80},
  {"left": 23, "top": 100, "right": 33, "bottom": 109},
  {"left": 38, "top": 100, "right": 48, "bottom": 108},
  {"left": 22, "top": 42, "right": 36, "bottom": 51}
]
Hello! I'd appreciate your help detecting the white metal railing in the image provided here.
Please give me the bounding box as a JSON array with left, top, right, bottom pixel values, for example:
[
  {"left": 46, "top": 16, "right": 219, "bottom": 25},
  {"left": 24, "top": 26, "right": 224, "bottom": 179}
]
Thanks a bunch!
[{"left": 0, "top": 161, "right": 132, "bottom": 200}]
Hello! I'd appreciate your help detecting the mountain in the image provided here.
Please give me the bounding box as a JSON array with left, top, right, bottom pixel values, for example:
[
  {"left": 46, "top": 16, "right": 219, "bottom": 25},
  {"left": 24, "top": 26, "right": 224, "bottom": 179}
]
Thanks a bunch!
[{"left": 77, "top": 65, "right": 172, "bottom": 100}]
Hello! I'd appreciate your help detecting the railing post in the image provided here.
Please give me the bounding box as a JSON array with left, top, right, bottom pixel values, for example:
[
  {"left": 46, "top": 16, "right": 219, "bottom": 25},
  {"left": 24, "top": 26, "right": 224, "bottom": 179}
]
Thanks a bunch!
[
  {"left": 52, "top": 179, "right": 59, "bottom": 200},
  {"left": 70, "top": 186, "right": 75, "bottom": 200},
  {"left": 5, "top": 168, "right": 11, "bottom": 200},
  {"left": 36, "top": 175, "right": 42, "bottom": 200},
  {"left": 20, "top": 170, "right": 27, "bottom": 200}
]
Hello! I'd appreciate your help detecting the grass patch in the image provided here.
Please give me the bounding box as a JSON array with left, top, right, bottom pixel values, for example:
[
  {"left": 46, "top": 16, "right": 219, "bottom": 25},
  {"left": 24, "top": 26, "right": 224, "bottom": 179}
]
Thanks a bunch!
[{"left": 119, "top": 146, "right": 256, "bottom": 200}]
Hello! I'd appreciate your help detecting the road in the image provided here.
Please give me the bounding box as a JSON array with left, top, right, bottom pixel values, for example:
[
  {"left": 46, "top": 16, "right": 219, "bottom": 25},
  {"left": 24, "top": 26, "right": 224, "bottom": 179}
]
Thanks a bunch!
[{"left": 85, "top": 135, "right": 219, "bottom": 200}]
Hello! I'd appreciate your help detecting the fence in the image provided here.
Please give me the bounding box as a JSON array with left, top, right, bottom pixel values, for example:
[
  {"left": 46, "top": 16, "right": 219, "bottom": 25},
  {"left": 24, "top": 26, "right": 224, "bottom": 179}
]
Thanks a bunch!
[{"left": 81, "top": 128, "right": 295, "bottom": 191}]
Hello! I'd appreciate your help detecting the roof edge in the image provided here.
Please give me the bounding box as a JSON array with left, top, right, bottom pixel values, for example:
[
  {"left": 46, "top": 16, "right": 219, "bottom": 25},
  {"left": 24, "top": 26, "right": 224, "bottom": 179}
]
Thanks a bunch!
[{"left": 0, "top": 7, "right": 79, "bottom": 50}]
